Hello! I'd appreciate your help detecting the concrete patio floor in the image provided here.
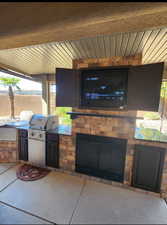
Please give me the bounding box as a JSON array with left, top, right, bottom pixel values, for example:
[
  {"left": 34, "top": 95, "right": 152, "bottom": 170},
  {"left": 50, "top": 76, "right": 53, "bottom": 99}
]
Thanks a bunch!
[{"left": 0, "top": 163, "right": 167, "bottom": 224}]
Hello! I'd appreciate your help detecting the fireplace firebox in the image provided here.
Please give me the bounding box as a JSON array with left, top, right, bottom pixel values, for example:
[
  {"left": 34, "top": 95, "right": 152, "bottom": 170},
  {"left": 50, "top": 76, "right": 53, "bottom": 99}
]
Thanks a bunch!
[{"left": 76, "top": 133, "right": 127, "bottom": 182}]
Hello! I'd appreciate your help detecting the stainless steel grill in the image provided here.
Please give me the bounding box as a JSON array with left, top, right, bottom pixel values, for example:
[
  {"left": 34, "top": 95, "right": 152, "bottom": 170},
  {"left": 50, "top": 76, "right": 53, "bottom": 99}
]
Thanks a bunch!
[{"left": 28, "top": 114, "right": 58, "bottom": 167}]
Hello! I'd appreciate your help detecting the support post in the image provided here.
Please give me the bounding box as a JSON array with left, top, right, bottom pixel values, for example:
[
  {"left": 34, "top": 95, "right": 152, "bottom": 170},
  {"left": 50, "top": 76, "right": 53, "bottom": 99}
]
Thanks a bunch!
[{"left": 42, "top": 77, "right": 50, "bottom": 115}]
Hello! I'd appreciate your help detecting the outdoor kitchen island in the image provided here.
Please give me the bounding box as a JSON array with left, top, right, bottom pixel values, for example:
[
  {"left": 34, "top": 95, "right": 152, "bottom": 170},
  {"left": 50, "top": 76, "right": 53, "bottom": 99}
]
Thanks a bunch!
[
  {"left": 0, "top": 121, "right": 72, "bottom": 166},
  {"left": 0, "top": 115, "right": 167, "bottom": 199},
  {"left": 10, "top": 113, "right": 166, "bottom": 199}
]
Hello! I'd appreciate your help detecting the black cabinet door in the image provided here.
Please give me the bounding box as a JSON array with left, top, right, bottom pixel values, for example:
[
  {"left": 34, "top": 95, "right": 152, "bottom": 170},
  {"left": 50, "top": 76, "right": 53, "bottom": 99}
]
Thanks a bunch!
[
  {"left": 76, "top": 134, "right": 127, "bottom": 182},
  {"left": 99, "top": 138, "right": 127, "bottom": 182},
  {"left": 46, "top": 134, "right": 59, "bottom": 168},
  {"left": 132, "top": 144, "right": 165, "bottom": 193},
  {"left": 127, "top": 62, "right": 164, "bottom": 111},
  {"left": 56, "top": 68, "right": 80, "bottom": 107},
  {"left": 76, "top": 138, "right": 99, "bottom": 175},
  {"left": 18, "top": 130, "right": 28, "bottom": 161}
]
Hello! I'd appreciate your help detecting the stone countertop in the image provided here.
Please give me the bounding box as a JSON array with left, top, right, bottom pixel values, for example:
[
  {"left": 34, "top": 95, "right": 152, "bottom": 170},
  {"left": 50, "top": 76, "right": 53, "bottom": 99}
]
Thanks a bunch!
[
  {"left": 2, "top": 121, "right": 72, "bottom": 136},
  {"left": 0, "top": 120, "right": 29, "bottom": 128},
  {"left": 0, "top": 121, "right": 29, "bottom": 141},
  {"left": 47, "top": 125, "right": 72, "bottom": 136}
]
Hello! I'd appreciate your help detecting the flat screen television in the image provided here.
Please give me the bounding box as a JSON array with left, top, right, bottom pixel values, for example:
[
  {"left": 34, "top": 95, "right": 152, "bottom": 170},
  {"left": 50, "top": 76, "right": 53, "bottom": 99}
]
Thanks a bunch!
[{"left": 80, "top": 68, "right": 128, "bottom": 108}]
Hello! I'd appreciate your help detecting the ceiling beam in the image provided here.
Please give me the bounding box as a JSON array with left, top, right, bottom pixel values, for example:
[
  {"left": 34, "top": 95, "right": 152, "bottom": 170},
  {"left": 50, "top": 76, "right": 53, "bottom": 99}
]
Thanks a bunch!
[
  {"left": 0, "top": 68, "right": 35, "bottom": 81},
  {"left": 0, "top": 62, "right": 28, "bottom": 75},
  {"left": 0, "top": 3, "right": 166, "bottom": 50},
  {"left": 0, "top": 61, "right": 36, "bottom": 80},
  {"left": 0, "top": 62, "right": 46, "bottom": 82},
  {"left": 30, "top": 73, "right": 55, "bottom": 82}
]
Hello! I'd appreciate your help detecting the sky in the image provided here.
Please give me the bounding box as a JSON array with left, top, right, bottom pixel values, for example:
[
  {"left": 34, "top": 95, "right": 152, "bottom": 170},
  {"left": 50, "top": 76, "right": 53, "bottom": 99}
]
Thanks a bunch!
[{"left": 0, "top": 72, "right": 42, "bottom": 91}]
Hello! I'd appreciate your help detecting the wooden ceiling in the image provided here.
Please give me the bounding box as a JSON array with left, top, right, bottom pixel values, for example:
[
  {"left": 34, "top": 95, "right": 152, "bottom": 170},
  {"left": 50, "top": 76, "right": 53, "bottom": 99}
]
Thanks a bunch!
[
  {"left": 0, "top": 3, "right": 166, "bottom": 50},
  {"left": 0, "top": 27, "right": 166, "bottom": 75},
  {"left": 0, "top": 3, "right": 166, "bottom": 77}
]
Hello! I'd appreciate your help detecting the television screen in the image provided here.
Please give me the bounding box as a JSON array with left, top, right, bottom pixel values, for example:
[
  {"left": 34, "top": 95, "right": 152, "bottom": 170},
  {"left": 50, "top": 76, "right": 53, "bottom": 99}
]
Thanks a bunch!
[{"left": 81, "top": 68, "right": 128, "bottom": 108}]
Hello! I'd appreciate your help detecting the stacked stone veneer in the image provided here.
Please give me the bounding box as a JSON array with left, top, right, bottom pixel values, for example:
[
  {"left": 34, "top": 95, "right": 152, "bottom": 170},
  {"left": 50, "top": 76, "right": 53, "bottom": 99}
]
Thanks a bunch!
[
  {"left": 0, "top": 141, "right": 17, "bottom": 162},
  {"left": 59, "top": 54, "right": 167, "bottom": 198},
  {"left": 72, "top": 109, "right": 136, "bottom": 186}
]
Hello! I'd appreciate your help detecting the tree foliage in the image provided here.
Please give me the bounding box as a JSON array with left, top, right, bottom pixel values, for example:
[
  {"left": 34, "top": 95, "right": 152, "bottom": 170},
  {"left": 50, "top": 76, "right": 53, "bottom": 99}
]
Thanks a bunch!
[
  {"left": 0, "top": 76, "right": 21, "bottom": 118},
  {"left": 160, "top": 81, "right": 167, "bottom": 98},
  {"left": 0, "top": 77, "right": 20, "bottom": 90}
]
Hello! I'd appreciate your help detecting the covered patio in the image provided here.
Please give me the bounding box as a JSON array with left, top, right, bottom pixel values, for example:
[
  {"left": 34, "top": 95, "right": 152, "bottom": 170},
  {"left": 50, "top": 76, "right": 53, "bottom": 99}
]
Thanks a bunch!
[{"left": 0, "top": 3, "right": 167, "bottom": 224}]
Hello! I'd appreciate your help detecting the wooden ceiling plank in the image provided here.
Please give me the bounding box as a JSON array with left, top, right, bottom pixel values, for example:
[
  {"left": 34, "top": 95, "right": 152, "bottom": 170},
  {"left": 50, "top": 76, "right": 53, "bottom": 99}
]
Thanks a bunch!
[
  {"left": 109, "top": 36, "right": 116, "bottom": 57},
  {"left": 121, "top": 32, "right": 130, "bottom": 56},
  {"left": 46, "top": 44, "right": 69, "bottom": 66},
  {"left": 63, "top": 41, "right": 78, "bottom": 59},
  {"left": 115, "top": 33, "right": 122, "bottom": 57},
  {"left": 144, "top": 28, "right": 167, "bottom": 59},
  {"left": 145, "top": 35, "right": 167, "bottom": 62},
  {"left": 52, "top": 43, "right": 71, "bottom": 66},
  {"left": 68, "top": 41, "right": 83, "bottom": 59}
]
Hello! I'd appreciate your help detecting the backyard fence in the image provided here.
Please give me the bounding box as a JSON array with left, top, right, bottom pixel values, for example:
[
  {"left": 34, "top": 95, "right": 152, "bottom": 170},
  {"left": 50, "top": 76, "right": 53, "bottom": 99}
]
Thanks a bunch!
[{"left": 0, "top": 94, "right": 42, "bottom": 117}]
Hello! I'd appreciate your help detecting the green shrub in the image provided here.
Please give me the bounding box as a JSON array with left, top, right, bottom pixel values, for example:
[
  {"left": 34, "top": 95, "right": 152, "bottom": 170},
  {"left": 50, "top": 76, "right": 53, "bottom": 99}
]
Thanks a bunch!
[
  {"left": 140, "top": 128, "right": 161, "bottom": 141},
  {"left": 54, "top": 107, "right": 72, "bottom": 125},
  {"left": 143, "top": 112, "right": 160, "bottom": 120}
]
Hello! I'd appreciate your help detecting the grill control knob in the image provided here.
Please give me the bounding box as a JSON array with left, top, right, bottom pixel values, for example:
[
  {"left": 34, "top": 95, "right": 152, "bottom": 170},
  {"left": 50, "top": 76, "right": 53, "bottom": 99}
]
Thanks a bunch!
[
  {"left": 39, "top": 134, "right": 42, "bottom": 138},
  {"left": 31, "top": 132, "right": 34, "bottom": 136}
]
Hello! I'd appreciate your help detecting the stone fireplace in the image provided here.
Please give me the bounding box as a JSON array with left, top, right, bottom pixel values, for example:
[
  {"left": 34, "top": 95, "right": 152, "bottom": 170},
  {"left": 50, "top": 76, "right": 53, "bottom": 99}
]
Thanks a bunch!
[
  {"left": 59, "top": 55, "right": 167, "bottom": 198},
  {"left": 76, "top": 133, "right": 127, "bottom": 182},
  {"left": 70, "top": 108, "right": 137, "bottom": 187}
]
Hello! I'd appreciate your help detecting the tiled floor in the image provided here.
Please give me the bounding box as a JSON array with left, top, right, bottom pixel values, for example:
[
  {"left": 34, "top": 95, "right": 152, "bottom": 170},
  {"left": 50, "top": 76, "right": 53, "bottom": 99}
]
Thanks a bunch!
[
  {"left": 0, "top": 163, "right": 167, "bottom": 224},
  {"left": 0, "top": 163, "right": 16, "bottom": 174},
  {"left": 0, "top": 203, "right": 51, "bottom": 224},
  {"left": 0, "top": 164, "right": 19, "bottom": 192}
]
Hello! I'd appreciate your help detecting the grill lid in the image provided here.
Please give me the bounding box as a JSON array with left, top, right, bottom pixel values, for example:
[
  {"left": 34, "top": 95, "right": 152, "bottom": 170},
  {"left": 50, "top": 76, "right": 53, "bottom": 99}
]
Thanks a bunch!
[{"left": 29, "top": 114, "right": 58, "bottom": 130}]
